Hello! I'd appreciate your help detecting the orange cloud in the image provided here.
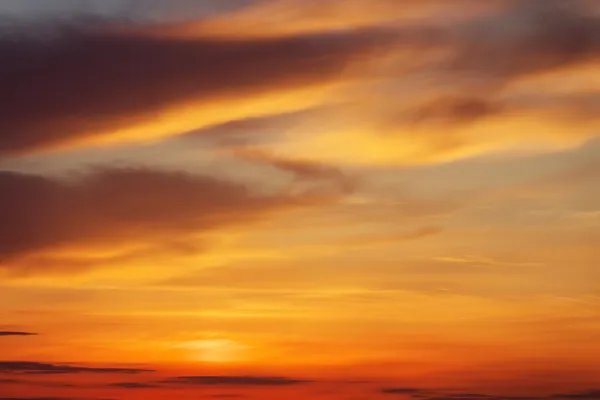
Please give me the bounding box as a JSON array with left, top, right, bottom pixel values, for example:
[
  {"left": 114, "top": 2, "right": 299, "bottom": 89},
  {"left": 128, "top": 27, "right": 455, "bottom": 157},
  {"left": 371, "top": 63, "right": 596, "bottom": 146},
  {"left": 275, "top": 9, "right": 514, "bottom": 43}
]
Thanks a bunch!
[{"left": 259, "top": 1, "right": 600, "bottom": 165}]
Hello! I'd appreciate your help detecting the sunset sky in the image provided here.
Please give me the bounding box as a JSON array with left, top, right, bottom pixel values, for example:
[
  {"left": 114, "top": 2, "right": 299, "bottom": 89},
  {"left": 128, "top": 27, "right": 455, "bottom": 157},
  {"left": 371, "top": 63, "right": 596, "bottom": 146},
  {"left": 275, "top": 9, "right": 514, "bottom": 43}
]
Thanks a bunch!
[{"left": 1, "top": 1, "right": 600, "bottom": 399}]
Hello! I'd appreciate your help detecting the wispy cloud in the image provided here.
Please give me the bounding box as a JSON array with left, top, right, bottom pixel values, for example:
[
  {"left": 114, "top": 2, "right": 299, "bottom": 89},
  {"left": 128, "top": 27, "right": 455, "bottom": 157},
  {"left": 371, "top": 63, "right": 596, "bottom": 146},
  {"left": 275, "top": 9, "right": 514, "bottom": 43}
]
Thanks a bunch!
[
  {"left": 0, "top": 166, "right": 336, "bottom": 275},
  {"left": 0, "top": 18, "right": 393, "bottom": 156},
  {"left": 161, "top": 375, "right": 312, "bottom": 386},
  {"left": 0, "top": 361, "right": 153, "bottom": 375}
]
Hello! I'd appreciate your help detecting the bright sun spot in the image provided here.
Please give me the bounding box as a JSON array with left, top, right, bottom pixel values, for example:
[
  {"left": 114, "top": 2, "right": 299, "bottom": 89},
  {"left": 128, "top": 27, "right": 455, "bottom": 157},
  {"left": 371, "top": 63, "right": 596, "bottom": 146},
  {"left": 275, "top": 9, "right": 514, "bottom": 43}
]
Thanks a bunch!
[{"left": 179, "top": 339, "right": 248, "bottom": 363}]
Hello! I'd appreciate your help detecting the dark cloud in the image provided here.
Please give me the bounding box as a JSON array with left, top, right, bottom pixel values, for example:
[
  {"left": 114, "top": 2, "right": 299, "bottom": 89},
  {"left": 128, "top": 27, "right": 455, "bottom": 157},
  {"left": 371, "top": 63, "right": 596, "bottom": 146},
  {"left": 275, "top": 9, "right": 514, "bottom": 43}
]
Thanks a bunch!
[
  {"left": 380, "top": 388, "right": 429, "bottom": 395},
  {"left": 0, "top": 18, "right": 391, "bottom": 155},
  {"left": 0, "top": 361, "right": 153, "bottom": 375},
  {"left": 552, "top": 390, "right": 600, "bottom": 399},
  {"left": 408, "top": 97, "right": 502, "bottom": 126},
  {"left": 379, "top": 388, "right": 547, "bottom": 400},
  {"left": 448, "top": 0, "right": 600, "bottom": 82},
  {"left": 0, "top": 167, "right": 327, "bottom": 271},
  {"left": 161, "top": 375, "right": 311, "bottom": 386},
  {"left": 0, "top": 398, "right": 84, "bottom": 400},
  {"left": 0, "top": 331, "right": 37, "bottom": 336},
  {"left": 107, "top": 382, "right": 159, "bottom": 389},
  {"left": 419, "top": 398, "right": 538, "bottom": 400},
  {"left": 412, "top": 394, "right": 542, "bottom": 400},
  {"left": 403, "top": 91, "right": 600, "bottom": 130},
  {"left": 0, "top": 398, "right": 113, "bottom": 400},
  {"left": 0, "top": 378, "right": 74, "bottom": 388}
]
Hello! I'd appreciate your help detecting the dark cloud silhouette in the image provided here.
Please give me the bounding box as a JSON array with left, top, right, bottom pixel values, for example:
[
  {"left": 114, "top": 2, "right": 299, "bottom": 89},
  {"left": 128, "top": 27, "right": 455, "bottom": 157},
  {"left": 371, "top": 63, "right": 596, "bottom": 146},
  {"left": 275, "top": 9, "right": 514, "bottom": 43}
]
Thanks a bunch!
[
  {"left": 420, "top": 397, "right": 539, "bottom": 400},
  {"left": 0, "top": 331, "right": 37, "bottom": 336},
  {"left": 0, "top": 398, "right": 81, "bottom": 400},
  {"left": 552, "top": 390, "right": 600, "bottom": 399},
  {"left": 0, "top": 167, "right": 329, "bottom": 270},
  {"left": 378, "top": 388, "right": 547, "bottom": 400},
  {"left": 0, "top": 398, "right": 114, "bottom": 400},
  {"left": 0, "top": 361, "right": 153, "bottom": 375},
  {"left": 410, "top": 394, "right": 542, "bottom": 400},
  {"left": 0, "top": 19, "right": 391, "bottom": 155},
  {"left": 0, "top": 376, "right": 76, "bottom": 388},
  {"left": 161, "top": 375, "right": 311, "bottom": 386},
  {"left": 107, "top": 382, "right": 159, "bottom": 389},
  {"left": 380, "top": 387, "right": 429, "bottom": 395}
]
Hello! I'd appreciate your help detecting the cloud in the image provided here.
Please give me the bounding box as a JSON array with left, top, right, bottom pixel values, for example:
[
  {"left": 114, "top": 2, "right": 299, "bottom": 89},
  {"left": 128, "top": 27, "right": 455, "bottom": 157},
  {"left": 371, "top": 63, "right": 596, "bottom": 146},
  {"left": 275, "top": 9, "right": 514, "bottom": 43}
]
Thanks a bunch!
[
  {"left": 0, "top": 398, "right": 101, "bottom": 400},
  {"left": 257, "top": 0, "right": 600, "bottom": 166},
  {"left": 161, "top": 375, "right": 311, "bottom": 386},
  {"left": 435, "top": 397, "right": 538, "bottom": 400},
  {"left": 0, "top": 331, "right": 37, "bottom": 336},
  {"left": 380, "top": 387, "right": 430, "bottom": 395},
  {"left": 381, "top": 391, "right": 543, "bottom": 400},
  {"left": 143, "top": 0, "right": 509, "bottom": 39},
  {"left": 179, "top": 108, "right": 322, "bottom": 147},
  {"left": 552, "top": 390, "right": 600, "bottom": 399},
  {"left": 379, "top": 387, "right": 562, "bottom": 400},
  {"left": 0, "top": 398, "right": 113, "bottom": 400},
  {"left": 160, "top": 226, "right": 445, "bottom": 290},
  {"left": 0, "top": 377, "right": 77, "bottom": 388},
  {"left": 0, "top": 0, "right": 256, "bottom": 22},
  {"left": 232, "top": 148, "right": 356, "bottom": 194},
  {"left": 107, "top": 382, "right": 159, "bottom": 388},
  {"left": 0, "top": 17, "right": 393, "bottom": 156},
  {"left": 447, "top": 0, "right": 600, "bottom": 82},
  {"left": 5, "top": 0, "right": 595, "bottom": 167},
  {"left": 0, "top": 166, "right": 332, "bottom": 273},
  {"left": 0, "top": 361, "right": 153, "bottom": 375}
]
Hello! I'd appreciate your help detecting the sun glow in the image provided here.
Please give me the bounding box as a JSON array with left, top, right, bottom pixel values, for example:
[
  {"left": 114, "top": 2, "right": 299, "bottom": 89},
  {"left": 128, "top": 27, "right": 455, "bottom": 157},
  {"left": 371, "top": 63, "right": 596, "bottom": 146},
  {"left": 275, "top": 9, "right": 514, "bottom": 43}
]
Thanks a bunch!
[{"left": 179, "top": 339, "right": 249, "bottom": 363}]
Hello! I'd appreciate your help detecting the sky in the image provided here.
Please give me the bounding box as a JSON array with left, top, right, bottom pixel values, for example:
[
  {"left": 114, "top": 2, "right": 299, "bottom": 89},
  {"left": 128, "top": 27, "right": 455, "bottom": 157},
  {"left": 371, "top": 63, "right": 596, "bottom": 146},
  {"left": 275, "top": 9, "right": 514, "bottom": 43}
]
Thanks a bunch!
[{"left": 0, "top": 0, "right": 600, "bottom": 399}]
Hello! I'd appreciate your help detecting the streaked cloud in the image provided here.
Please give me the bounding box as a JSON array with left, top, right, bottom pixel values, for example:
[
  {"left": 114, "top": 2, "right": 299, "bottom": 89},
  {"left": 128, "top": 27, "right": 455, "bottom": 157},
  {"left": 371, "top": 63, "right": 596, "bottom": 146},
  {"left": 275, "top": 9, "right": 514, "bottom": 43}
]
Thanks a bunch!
[
  {"left": 552, "top": 389, "right": 600, "bottom": 399},
  {"left": 0, "top": 20, "right": 393, "bottom": 156},
  {"left": 0, "top": 167, "right": 335, "bottom": 275},
  {"left": 161, "top": 375, "right": 311, "bottom": 386},
  {"left": 141, "top": 0, "right": 510, "bottom": 39},
  {"left": 1, "top": 1, "right": 600, "bottom": 400},
  {"left": 0, "top": 361, "right": 153, "bottom": 374},
  {"left": 0, "top": 331, "right": 37, "bottom": 336},
  {"left": 107, "top": 381, "right": 159, "bottom": 388}
]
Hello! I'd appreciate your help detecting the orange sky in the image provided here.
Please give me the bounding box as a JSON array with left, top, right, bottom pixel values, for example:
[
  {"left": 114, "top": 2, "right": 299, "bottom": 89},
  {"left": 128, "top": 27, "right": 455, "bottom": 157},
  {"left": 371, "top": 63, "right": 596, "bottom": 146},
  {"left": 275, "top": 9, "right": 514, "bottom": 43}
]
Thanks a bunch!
[{"left": 1, "top": 1, "right": 600, "bottom": 400}]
